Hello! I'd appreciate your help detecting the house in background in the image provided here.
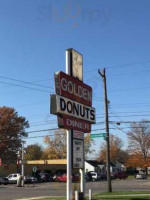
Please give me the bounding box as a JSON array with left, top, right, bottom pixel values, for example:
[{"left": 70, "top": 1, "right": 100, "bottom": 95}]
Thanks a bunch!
[
  {"left": 85, "top": 160, "right": 123, "bottom": 173},
  {"left": 115, "top": 161, "right": 127, "bottom": 172},
  {"left": 85, "top": 160, "right": 105, "bottom": 173}
]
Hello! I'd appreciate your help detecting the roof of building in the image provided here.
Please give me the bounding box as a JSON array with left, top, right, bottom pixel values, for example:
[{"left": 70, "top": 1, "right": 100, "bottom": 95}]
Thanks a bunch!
[
  {"left": 86, "top": 160, "right": 116, "bottom": 167},
  {"left": 85, "top": 160, "right": 104, "bottom": 167}
]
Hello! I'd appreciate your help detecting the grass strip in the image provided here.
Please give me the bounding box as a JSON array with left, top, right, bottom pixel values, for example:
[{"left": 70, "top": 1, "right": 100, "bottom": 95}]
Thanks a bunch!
[
  {"left": 93, "top": 191, "right": 150, "bottom": 200},
  {"left": 30, "top": 192, "right": 150, "bottom": 200}
]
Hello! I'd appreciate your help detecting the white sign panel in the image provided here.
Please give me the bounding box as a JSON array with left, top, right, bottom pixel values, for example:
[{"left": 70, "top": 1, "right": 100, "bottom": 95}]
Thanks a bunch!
[
  {"left": 55, "top": 95, "right": 96, "bottom": 123},
  {"left": 72, "top": 49, "right": 83, "bottom": 81},
  {"left": 73, "top": 139, "right": 84, "bottom": 169}
]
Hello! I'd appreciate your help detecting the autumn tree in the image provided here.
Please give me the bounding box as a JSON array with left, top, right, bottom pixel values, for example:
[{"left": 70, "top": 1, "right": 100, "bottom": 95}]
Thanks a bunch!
[
  {"left": 98, "top": 134, "right": 128, "bottom": 164},
  {"left": 43, "top": 129, "right": 67, "bottom": 159},
  {"left": 25, "top": 144, "right": 43, "bottom": 160},
  {"left": 127, "top": 121, "right": 150, "bottom": 171},
  {"left": 0, "top": 106, "right": 29, "bottom": 163},
  {"left": 84, "top": 133, "right": 95, "bottom": 158},
  {"left": 126, "top": 153, "right": 150, "bottom": 170},
  {"left": 43, "top": 130, "right": 94, "bottom": 159}
]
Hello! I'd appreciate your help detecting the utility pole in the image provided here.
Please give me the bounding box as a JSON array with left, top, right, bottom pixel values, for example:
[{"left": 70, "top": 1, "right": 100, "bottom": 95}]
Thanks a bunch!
[
  {"left": 21, "top": 140, "right": 25, "bottom": 186},
  {"left": 98, "top": 68, "right": 112, "bottom": 193}
]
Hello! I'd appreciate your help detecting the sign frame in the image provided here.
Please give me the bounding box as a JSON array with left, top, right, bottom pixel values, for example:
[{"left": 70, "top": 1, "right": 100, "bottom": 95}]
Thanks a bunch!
[{"left": 72, "top": 139, "right": 84, "bottom": 169}]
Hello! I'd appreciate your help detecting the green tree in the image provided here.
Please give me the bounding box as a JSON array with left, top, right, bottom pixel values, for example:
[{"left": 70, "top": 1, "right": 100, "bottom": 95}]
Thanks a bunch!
[
  {"left": 0, "top": 106, "right": 29, "bottom": 163},
  {"left": 25, "top": 144, "right": 43, "bottom": 160}
]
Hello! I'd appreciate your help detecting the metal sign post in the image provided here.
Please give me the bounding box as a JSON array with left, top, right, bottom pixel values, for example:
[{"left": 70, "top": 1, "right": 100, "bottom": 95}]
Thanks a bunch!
[
  {"left": 21, "top": 140, "right": 25, "bottom": 187},
  {"left": 66, "top": 50, "right": 72, "bottom": 200}
]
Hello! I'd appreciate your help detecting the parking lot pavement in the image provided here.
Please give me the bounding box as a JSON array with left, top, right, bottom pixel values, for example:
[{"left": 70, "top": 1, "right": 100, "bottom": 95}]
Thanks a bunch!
[{"left": 0, "top": 179, "right": 150, "bottom": 200}]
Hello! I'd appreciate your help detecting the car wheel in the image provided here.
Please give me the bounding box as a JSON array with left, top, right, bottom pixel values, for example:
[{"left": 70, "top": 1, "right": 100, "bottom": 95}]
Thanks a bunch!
[{"left": 92, "top": 178, "right": 96, "bottom": 181}]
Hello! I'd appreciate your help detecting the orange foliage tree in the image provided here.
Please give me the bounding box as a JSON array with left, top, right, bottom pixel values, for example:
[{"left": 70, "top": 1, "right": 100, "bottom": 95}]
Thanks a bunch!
[
  {"left": 126, "top": 153, "right": 150, "bottom": 170},
  {"left": 98, "top": 134, "right": 128, "bottom": 164},
  {"left": 0, "top": 106, "right": 29, "bottom": 163},
  {"left": 127, "top": 121, "right": 150, "bottom": 172}
]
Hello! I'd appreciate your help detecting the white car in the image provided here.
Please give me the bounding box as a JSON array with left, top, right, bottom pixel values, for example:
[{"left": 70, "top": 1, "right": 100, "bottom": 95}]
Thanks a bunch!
[
  {"left": 89, "top": 171, "right": 101, "bottom": 181},
  {"left": 136, "top": 173, "right": 147, "bottom": 180},
  {"left": 7, "top": 173, "right": 21, "bottom": 183}
]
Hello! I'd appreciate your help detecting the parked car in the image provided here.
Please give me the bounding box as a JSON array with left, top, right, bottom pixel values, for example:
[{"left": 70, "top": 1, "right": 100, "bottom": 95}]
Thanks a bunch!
[
  {"left": 39, "top": 173, "right": 53, "bottom": 182},
  {"left": 55, "top": 174, "right": 80, "bottom": 182},
  {"left": 115, "top": 171, "right": 128, "bottom": 179},
  {"left": 0, "top": 177, "right": 9, "bottom": 185},
  {"left": 100, "top": 173, "right": 107, "bottom": 179},
  {"left": 85, "top": 173, "right": 90, "bottom": 181},
  {"left": 53, "top": 174, "right": 63, "bottom": 182},
  {"left": 24, "top": 175, "right": 38, "bottom": 184},
  {"left": 7, "top": 173, "right": 20, "bottom": 184},
  {"left": 111, "top": 171, "right": 128, "bottom": 180},
  {"left": 88, "top": 171, "right": 101, "bottom": 181},
  {"left": 136, "top": 173, "right": 147, "bottom": 180},
  {"left": 111, "top": 172, "right": 116, "bottom": 179}
]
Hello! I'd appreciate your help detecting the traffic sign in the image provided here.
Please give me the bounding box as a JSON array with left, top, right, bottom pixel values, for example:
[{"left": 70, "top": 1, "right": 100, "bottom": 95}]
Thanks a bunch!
[
  {"left": 90, "top": 133, "right": 106, "bottom": 138},
  {"left": 32, "top": 166, "right": 37, "bottom": 173}
]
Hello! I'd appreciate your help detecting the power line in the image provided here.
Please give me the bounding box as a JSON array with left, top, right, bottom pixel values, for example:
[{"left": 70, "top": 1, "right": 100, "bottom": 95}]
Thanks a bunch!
[
  {"left": 0, "top": 75, "right": 54, "bottom": 89},
  {"left": 85, "top": 60, "right": 150, "bottom": 73},
  {"left": 111, "top": 124, "right": 128, "bottom": 134},
  {"left": 0, "top": 81, "right": 51, "bottom": 93},
  {"left": 111, "top": 69, "right": 150, "bottom": 77},
  {"left": 109, "top": 86, "right": 150, "bottom": 93},
  {"left": 109, "top": 114, "right": 150, "bottom": 118}
]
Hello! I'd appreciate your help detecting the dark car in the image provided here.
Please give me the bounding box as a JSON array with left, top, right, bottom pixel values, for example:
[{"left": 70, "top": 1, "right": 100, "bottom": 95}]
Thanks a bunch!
[
  {"left": 113, "top": 171, "right": 128, "bottom": 179},
  {"left": 24, "top": 176, "right": 38, "bottom": 184},
  {"left": 86, "top": 172, "right": 93, "bottom": 181},
  {"left": 85, "top": 173, "right": 90, "bottom": 181},
  {"left": 39, "top": 173, "right": 53, "bottom": 182},
  {"left": 0, "top": 177, "right": 9, "bottom": 185},
  {"left": 100, "top": 173, "right": 107, "bottom": 179}
]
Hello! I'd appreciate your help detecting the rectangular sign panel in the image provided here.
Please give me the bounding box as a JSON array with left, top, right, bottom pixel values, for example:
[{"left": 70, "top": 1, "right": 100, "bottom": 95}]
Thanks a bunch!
[
  {"left": 90, "top": 133, "right": 106, "bottom": 138},
  {"left": 55, "top": 95, "right": 96, "bottom": 123},
  {"left": 72, "top": 49, "right": 83, "bottom": 81},
  {"left": 73, "top": 139, "right": 84, "bottom": 169},
  {"left": 57, "top": 115, "right": 91, "bottom": 133},
  {"left": 73, "top": 130, "right": 84, "bottom": 140},
  {"left": 55, "top": 71, "right": 92, "bottom": 106}
]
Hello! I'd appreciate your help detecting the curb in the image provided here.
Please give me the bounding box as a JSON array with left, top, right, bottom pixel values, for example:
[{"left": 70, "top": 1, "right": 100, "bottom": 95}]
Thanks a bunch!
[{"left": 15, "top": 196, "right": 65, "bottom": 200}]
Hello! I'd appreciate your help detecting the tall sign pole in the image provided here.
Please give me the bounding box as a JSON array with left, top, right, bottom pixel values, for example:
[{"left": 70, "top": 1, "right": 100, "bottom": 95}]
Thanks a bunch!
[
  {"left": 50, "top": 49, "right": 96, "bottom": 200},
  {"left": 98, "top": 68, "right": 112, "bottom": 193},
  {"left": 21, "top": 140, "right": 25, "bottom": 187},
  {"left": 66, "top": 50, "right": 72, "bottom": 200}
]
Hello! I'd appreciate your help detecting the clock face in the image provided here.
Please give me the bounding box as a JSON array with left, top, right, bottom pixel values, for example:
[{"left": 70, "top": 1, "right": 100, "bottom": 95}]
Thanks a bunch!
[{"left": 72, "top": 50, "right": 83, "bottom": 81}]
